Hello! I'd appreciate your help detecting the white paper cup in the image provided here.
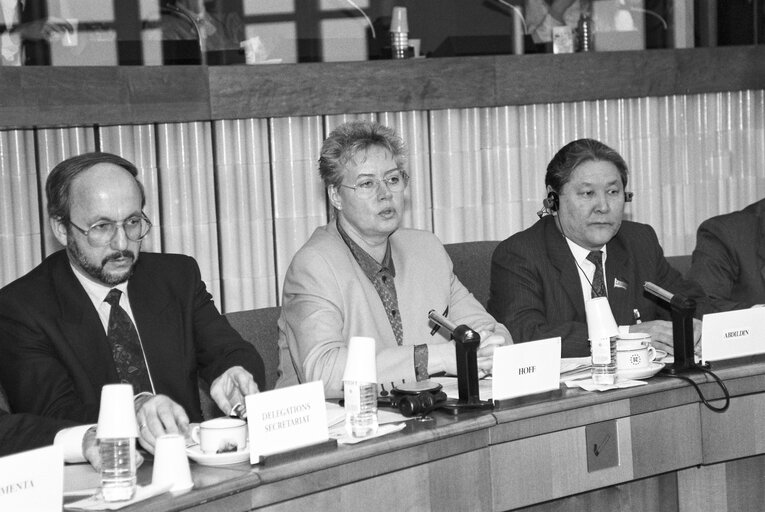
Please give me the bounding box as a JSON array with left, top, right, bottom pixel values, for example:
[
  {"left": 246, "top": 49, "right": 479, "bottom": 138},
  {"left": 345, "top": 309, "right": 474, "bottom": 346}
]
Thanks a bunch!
[
  {"left": 152, "top": 434, "right": 193, "bottom": 493},
  {"left": 617, "top": 333, "right": 656, "bottom": 370},
  {"left": 585, "top": 297, "right": 619, "bottom": 341},
  {"left": 96, "top": 384, "right": 139, "bottom": 439},
  {"left": 342, "top": 336, "right": 377, "bottom": 383},
  {"left": 391, "top": 6, "right": 409, "bottom": 33},
  {"left": 190, "top": 418, "right": 247, "bottom": 455}
]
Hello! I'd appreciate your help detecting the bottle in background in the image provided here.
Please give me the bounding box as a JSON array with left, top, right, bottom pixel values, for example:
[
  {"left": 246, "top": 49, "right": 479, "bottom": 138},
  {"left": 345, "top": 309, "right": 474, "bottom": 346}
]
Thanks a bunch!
[
  {"left": 577, "top": 1, "right": 594, "bottom": 52},
  {"left": 390, "top": 6, "right": 409, "bottom": 59},
  {"left": 343, "top": 336, "right": 379, "bottom": 438}
]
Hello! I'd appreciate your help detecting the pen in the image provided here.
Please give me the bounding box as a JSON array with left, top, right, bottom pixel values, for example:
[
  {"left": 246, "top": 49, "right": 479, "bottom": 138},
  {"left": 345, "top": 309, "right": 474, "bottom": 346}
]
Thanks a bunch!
[
  {"left": 430, "top": 306, "right": 448, "bottom": 335},
  {"left": 633, "top": 308, "right": 642, "bottom": 324},
  {"left": 229, "top": 402, "right": 247, "bottom": 419}
]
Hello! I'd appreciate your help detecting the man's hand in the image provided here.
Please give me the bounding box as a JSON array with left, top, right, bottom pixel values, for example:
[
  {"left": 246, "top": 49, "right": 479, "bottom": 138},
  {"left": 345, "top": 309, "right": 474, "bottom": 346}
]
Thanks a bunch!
[
  {"left": 82, "top": 425, "right": 143, "bottom": 471},
  {"left": 630, "top": 320, "right": 673, "bottom": 353},
  {"left": 135, "top": 394, "right": 189, "bottom": 451},
  {"left": 210, "top": 366, "right": 260, "bottom": 417},
  {"left": 630, "top": 318, "right": 703, "bottom": 357}
]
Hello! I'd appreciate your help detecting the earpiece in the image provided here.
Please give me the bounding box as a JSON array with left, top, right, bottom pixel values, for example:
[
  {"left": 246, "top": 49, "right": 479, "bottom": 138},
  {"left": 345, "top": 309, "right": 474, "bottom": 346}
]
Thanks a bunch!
[
  {"left": 538, "top": 189, "right": 631, "bottom": 219},
  {"left": 543, "top": 191, "right": 559, "bottom": 212}
]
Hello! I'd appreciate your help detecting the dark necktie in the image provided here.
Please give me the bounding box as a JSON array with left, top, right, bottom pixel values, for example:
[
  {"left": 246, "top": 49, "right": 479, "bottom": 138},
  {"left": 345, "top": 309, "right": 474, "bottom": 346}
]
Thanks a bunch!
[
  {"left": 104, "top": 289, "right": 152, "bottom": 393},
  {"left": 586, "top": 250, "right": 607, "bottom": 298}
]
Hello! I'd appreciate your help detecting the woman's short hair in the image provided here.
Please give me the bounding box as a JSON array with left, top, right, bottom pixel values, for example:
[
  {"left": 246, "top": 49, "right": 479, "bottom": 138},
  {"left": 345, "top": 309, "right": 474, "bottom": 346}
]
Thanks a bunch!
[
  {"left": 319, "top": 120, "right": 407, "bottom": 189},
  {"left": 46, "top": 152, "right": 145, "bottom": 221},
  {"left": 545, "top": 138, "right": 628, "bottom": 193}
]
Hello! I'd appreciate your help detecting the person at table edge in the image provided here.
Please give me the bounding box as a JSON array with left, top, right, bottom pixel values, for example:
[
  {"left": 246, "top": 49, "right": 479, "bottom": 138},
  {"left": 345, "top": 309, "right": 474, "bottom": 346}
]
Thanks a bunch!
[
  {"left": 488, "top": 138, "right": 710, "bottom": 357},
  {"left": 0, "top": 152, "right": 265, "bottom": 450},
  {"left": 689, "top": 198, "right": 765, "bottom": 312},
  {"left": 276, "top": 120, "right": 511, "bottom": 398}
]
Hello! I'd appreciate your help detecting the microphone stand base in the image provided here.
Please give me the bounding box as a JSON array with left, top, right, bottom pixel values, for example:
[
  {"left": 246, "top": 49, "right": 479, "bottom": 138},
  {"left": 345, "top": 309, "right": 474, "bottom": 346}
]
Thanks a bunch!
[{"left": 439, "top": 398, "right": 494, "bottom": 415}]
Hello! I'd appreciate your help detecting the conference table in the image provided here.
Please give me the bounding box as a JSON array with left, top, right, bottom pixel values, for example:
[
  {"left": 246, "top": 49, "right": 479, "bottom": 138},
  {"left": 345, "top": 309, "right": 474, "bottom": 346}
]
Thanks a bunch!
[{"left": 64, "top": 359, "right": 765, "bottom": 511}]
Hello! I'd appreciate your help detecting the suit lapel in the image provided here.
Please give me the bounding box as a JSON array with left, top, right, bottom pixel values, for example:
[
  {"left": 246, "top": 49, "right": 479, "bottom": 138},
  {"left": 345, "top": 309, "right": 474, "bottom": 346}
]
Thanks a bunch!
[
  {"left": 544, "top": 217, "right": 586, "bottom": 319},
  {"left": 605, "top": 234, "right": 634, "bottom": 324},
  {"left": 757, "top": 213, "right": 765, "bottom": 285},
  {"left": 52, "top": 253, "right": 118, "bottom": 384},
  {"left": 127, "top": 256, "right": 174, "bottom": 371}
]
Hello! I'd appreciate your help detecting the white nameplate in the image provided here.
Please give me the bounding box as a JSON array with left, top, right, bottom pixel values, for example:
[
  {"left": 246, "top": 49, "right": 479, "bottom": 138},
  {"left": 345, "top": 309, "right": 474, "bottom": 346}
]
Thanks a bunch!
[
  {"left": 702, "top": 308, "right": 765, "bottom": 362},
  {"left": 0, "top": 444, "right": 63, "bottom": 511},
  {"left": 246, "top": 380, "right": 329, "bottom": 463},
  {"left": 492, "top": 337, "right": 562, "bottom": 401}
]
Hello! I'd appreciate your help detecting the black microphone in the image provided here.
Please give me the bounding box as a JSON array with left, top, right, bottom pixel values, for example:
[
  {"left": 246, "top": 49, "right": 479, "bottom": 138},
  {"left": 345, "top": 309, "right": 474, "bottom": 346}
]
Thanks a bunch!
[
  {"left": 643, "top": 281, "right": 696, "bottom": 373},
  {"left": 427, "top": 310, "right": 483, "bottom": 405}
]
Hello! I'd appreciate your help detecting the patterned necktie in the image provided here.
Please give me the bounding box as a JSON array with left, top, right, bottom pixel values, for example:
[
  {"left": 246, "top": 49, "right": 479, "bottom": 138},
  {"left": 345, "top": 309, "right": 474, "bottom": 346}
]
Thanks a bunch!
[
  {"left": 586, "top": 250, "right": 607, "bottom": 298},
  {"left": 104, "top": 289, "right": 152, "bottom": 393}
]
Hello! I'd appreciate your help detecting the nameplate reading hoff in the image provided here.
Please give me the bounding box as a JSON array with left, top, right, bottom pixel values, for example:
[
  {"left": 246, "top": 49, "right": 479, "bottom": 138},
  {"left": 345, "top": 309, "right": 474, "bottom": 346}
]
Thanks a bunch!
[
  {"left": 701, "top": 308, "right": 765, "bottom": 362},
  {"left": 246, "top": 380, "right": 329, "bottom": 463},
  {"left": 492, "top": 337, "right": 561, "bottom": 401},
  {"left": 0, "top": 444, "right": 63, "bottom": 511}
]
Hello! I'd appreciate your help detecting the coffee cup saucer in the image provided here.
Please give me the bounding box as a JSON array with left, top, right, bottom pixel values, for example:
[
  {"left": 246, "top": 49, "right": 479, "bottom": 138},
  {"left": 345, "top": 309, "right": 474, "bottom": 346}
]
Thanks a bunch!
[
  {"left": 617, "top": 362, "right": 664, "bottom": 381},
  {"left": 185, "top": 444, "right": 250, "bottom": 466}
]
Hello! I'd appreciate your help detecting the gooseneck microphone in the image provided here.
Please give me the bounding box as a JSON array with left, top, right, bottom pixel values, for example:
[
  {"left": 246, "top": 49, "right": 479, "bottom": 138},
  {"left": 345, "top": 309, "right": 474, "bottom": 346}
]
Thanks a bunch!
[
  {"left": 427, "top": 310, "right": 493, "bottom": 412},
  {"left": 643, "top": 282, "right": 731, "bottom": 413},
  {"left": 643, "top": 281, "right": 696, "bottom": 373}
]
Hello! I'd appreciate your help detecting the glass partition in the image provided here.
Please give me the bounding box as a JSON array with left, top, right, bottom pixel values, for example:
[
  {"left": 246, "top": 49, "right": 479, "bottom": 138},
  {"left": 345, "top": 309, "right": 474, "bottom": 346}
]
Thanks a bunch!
[{"left": 0, "top": 0, "right": 761, "bottom": 66}]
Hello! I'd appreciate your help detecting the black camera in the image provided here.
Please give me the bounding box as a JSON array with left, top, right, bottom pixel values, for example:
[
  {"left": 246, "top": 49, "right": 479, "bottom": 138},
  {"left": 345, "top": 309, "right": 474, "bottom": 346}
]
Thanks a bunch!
[{"left": 379, "top": 381, "right": 448, "bottom": 417}]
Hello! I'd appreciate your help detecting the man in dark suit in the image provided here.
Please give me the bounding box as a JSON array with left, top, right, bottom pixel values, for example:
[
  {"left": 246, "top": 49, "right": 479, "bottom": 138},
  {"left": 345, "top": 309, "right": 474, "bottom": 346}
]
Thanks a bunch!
[
  {"left": 0, "top": 152, "right": 264, "bottom": 451},
  {"left": 690, "top": 199, "right": 765, "bottom": 312},
  {"left": 0, "top": 408, "right": 79, "bottom": 457},
  {"left": 488, "top": 139, "right": 708, "bottom": 357}
]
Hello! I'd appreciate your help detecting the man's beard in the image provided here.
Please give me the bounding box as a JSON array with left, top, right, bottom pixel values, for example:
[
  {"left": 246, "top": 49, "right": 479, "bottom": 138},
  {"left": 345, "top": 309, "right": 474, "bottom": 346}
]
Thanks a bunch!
[{"left": 67, "top": 242, "right": 137, "bottom": 286}]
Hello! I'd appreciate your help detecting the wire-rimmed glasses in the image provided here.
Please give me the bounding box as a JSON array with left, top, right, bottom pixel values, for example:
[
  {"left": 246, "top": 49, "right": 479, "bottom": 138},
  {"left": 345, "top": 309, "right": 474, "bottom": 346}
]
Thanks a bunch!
[
  {"left": 339, "top": 170, "right": 410, "bottom": 199},
  {"left": 69, "top": 214, "right": 152, "bottom": 247}
]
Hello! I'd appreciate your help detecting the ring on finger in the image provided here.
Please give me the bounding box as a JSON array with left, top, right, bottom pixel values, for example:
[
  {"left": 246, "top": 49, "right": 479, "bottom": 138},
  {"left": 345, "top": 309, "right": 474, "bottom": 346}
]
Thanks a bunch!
[{"left": 139, "top": 422, "right": 147, "bottom": 431}]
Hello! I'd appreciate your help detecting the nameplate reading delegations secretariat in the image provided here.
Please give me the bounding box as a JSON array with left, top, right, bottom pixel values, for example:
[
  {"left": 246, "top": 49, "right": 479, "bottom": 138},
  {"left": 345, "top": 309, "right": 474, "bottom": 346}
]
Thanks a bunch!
[
  {"left": 0, "top": 444, "right": 63, "bottom": 511},
  {"left": 701, "top": 308, "right": 765, "bottom": 363},
  {"left": 246, "top": 380, "right": 329, "bottom": 463},
  {"left": 492, "top": 337, "right": 562, "bottom": 400}
]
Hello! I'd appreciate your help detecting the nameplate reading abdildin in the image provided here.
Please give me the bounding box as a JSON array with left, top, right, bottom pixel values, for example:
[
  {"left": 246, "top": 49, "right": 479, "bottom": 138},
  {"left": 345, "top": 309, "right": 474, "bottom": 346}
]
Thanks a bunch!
[
  {"left": 0, "top": 444, "right": 63, "bottom": 511},
  {"left": 492, "top": 337, "right": 562, "bottom": 400},
  {"left": 702, "top": 308, "right": 765, "bottom": 362},
  {"left": 246, "top": 380, "right": 329, "bottom": 463}
]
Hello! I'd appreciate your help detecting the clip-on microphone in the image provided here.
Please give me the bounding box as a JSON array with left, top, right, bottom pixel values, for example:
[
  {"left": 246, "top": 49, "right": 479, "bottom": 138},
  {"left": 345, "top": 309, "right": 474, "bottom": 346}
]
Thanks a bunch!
[
  {"left": 643, "top": 282, "right": 696, "bottom": 373},
  {"left": 428, "top": 310, "right": 493, "bottom": 413}
]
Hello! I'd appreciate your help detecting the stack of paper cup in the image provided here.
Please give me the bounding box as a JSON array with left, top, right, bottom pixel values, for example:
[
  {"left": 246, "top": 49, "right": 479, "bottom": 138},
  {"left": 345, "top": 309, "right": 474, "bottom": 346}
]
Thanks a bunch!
[
  {"left": 390, "top": 6, "right": 409, "bottom": 59},
  {"left": 152, "top": 434, "right": 194, "bottom": 493},
  {"left": 585, "top": 297, "right": 619, "bottom": 384}
]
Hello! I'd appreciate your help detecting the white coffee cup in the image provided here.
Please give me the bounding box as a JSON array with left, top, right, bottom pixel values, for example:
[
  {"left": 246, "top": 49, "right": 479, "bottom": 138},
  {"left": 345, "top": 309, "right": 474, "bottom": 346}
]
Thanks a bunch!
[
  {"left": 190, "top": 417, "right": 247, "bottom": 454},
  {"left": 616, "top": 333, "right": 656, "bottom": 371}
]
